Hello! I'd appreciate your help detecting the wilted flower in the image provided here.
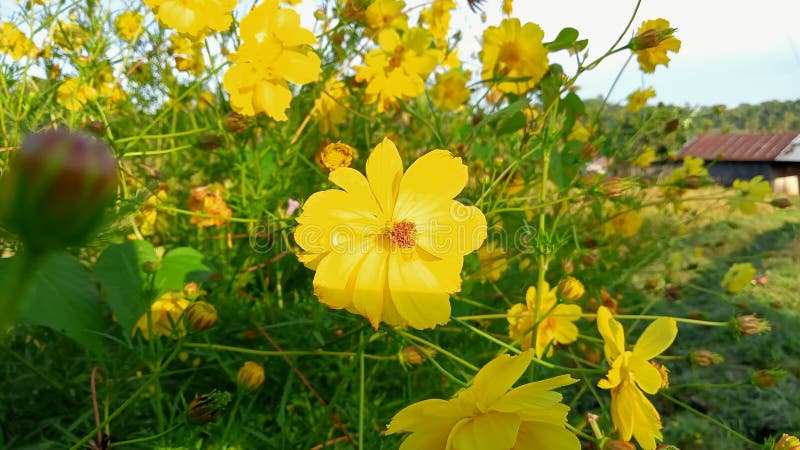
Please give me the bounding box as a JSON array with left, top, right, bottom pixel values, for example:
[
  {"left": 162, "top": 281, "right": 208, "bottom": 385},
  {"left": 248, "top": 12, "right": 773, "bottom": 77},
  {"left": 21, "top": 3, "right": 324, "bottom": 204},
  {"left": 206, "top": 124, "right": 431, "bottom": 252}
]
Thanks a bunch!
[{"left": 237, "top": 361, "right": 266, "bottom": 389}]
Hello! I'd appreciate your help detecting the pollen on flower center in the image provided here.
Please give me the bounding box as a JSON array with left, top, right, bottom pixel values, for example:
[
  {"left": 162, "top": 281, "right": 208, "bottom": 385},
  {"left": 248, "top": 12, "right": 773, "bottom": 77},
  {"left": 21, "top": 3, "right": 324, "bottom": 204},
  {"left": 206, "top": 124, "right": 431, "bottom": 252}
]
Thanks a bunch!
[
  {"left": 498, "top": 42, "right": 522, "bottom": 69},
  {"left": 389, "top": 220, "right": 417, "bottom": 248}
]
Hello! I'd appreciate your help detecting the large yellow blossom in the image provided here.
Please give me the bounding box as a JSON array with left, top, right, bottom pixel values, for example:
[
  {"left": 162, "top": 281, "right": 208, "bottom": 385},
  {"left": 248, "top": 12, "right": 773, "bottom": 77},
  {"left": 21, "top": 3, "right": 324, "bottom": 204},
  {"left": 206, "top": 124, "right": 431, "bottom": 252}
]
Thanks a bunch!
[
  {"left": 730, "top": 176, "right": 772, "bottom": 214},
  {"left": 132, "top": 291, "right": 190, "bottom": 339},
  {"left": 386, "top": 350, "right": 580, "bottom": 450},
  {"left": 365, "top": 0, "right": 408, "bottom": 33},
  {"left": 223, "top": 0, "right": 321, "bottom": 121},
  {"left": 631, "top": 19, "right": 681, "bottom": 73},
  {"left": 627, "top": 88, "right": 656, "bottom": 113},
  {"left": 295, "top": 138, "right": 487, "bottom": 329},
  {"left": 0, "top": 22, "right": 36, "bottom": 60},
  {"left": 57, "top": 77, "right": 98, "bottom": 112},
  {"left": 720, "top": 262, "right": 757, "bottom": 293},
  {"left": 143, "top": 0, "right": 236, "bottom": 36},
  {"left": 481, "top": 18, "right": 549, "bottom": 94},
  {"left": 355, "top": 28, "right": 439, "bottom": 112},
  {"left": 596, "top": 306, "right": 678, "bottom": 450},
  {"left": 507, "top": 282, "right": 581, "bottom": 357},
  {"left": 430, "top": 70, "right": 470, "bottom": 111}
]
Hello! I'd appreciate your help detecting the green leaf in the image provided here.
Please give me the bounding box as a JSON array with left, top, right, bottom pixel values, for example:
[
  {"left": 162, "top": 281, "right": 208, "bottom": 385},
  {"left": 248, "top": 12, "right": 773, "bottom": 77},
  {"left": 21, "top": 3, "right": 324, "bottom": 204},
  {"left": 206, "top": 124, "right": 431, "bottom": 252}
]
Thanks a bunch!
[
  {"left": 496, "top": 111, "right": 527, "bottom": 136},
  {"left": 546, "top": 27, "right": 579, "bottom": 52},
  {"left": 564, "top": 91, "right": 586, "bottom": 116},
  {"left": 154, "top": 247, "right": 210, "bottom": 294},
  {"left": 13, "top": 252, "right": 105, "bottom": 352},
  {"left": 94, "top": 240, "right": 158, "bottom": 336}
]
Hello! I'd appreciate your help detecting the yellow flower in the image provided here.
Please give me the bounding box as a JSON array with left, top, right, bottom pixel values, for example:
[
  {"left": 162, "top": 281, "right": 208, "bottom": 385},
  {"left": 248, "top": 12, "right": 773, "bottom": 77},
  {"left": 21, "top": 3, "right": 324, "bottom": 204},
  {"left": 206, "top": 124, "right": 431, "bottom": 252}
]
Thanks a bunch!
[
  {"left": 132, "top": 291, "right": 190, "bottom": 339},
  {"left": 502, "top": 0, "right": 513, "bottom": 15},
  {"left": 775, "top": 433, "right": 800, "bottom": 450},
  {"left": 0, "top": 22, "right": 36, "bottom": 60},
  {"left": 418, "top": 0, "right": 455, "bottom": 44},
  {"left": 237, "top": 361, "right": 266, "bottom": 390},
  {"left": 507, "top": 282, "right": 581, "bottom": 357},
  {"left": 51, "top": 20, "right": 89, "bottom": 52},
  {"left": 386, "top": 350, "right": 580, "bottom": 450},
  {"left": 720, "top": 262, "right": 756, "bottom": 293},
  {"left": 188, "top": 184, "right": 232, "bottom": 228},
  {"left": 144, "top": 0, "right": 236, "bottom": 36},
  {"left": 115, "top": 11, "right": 143, "bottom": 41},
  {"left": 557, "top": 276, "right": 585, "bottom": 302},
  {"left": 364, "top": 0, "right": 408, "bottom": 33},
  {"left": 313, "top": 80, "right": 349, "bottom": 136},
  {"left": 477, "top": 240, "right": 508, "bottom": 282},
  {"left": 605, "top": 209, "right": 643, "bottom": 238},
  {"left": 567, "top": 121, "right": 590, "bottom": 143},
  {"left": 631, "top": 19, "right": 680, "bottom": 73},
  {"left": 730, "top": 176, "right": 772, "bottom": 215},
  {"left": 133, "top": 186, "right": 169, "bottom": 236},
  {"left": 634, "top": 146, "right": 657, "bottom": 168},
  {"left": 430, "top": 70, "right": 470, "bottom": 111},
  {"left": 627, "top": 88, "right": 656, "bottom": 113},
  {"left": 481, "top": 18, "right": 549, "bottom": 94},
  {"left": 596, "top": 306, "right": 678, "bottom": 450},
  {"left": 316, "top": 141, "right": 357, "bottom": 171},
  {"left": 57, "top": 77, "right": 98, "bottom": 112},
  {"left": 169, "top": 34, "right": 206, "bottom": 75},
  {"left": 294, "top": 138, "right": 487, "bottom": 329},
  {"left": 355, "top": 28, "right": 439, "bottom": 112},
  {"left": 223, "top": 0, "right": 320, "bottom": 121}
]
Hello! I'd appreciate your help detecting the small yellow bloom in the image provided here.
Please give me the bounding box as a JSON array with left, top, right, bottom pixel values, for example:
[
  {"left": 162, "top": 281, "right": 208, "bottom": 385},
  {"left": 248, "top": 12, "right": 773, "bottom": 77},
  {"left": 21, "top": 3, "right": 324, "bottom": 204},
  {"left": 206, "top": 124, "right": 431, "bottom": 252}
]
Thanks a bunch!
[
  {"left": 477, "top": 240, "right": 508, "bottom": 282},
  {"left": 481, "top": 18, "right": 549, "bottom": 94},
  {"left": 188, "top": 184, "right": 232, "bottom": 228},
  {"left": 387, "top": 350, "right": 580, "bottom": 450},
  {"left": 502, "top": 0, "right": 513, "bottom": 15},
  {"left": 775, "top": 433, "right": 800, "bottom": 450},
  {"left": 627, "top": 88, "right": 656, "bottom": 113},
  {"left": 364, "top": 0, "right": 408, "bottom": 33},
  {"left": 631, "top": 19, "right": 680, "bottom": 73},
  {"left": 430, "top": 70, "right": 470, "bottom": 111},
  {"left": 57, "top": 77, "right": 98, "bottom": 112},
  {"left": 237, "top": 361, "right": 266, "bottom": 390},
  {"left": 567, "top": 121, "right": 591, "bottom": 143},
  {"left": 144, "top": 0, "right": 236, "bottom": 36},
  {"left": 730, "top": 175, "right": 772, "bottom": 214},
  {"left": 0, "top": 22, "right": 36, "bottom": 60},
  {"left": 316, "top": 141, "right": 357, "bottom": 171},
  {"left": 507, "top": 282, "right": 581, "bottom": 357},
  {"left": 51, "top": 20, "right": 89, "bottom": 52},
  {"left": 313, "top": 80, "right": 349, "bottom": 136},
  {"left": 597, "top": 306, "right": 678, "bottom": 450},
  {"left": 557, "top": 276, "right": 585, "bottom": 301},
  {"left": 132, "top": 291, "right": 190, "bottom": 339},
  {"left": 720, "top": 262, "right": 756, "bottom": 293},
  {"left": 294, "top": 138, "right": 487, "bottom": 329},
  {"left": 634, "top": 146, "right": 657, "bottom": 168},
  {"left": 133, "top": 186, "right": 169, "bottom": 236},
  {"left": 606, "top": 209, "right": 643, "bottom": 238},
  {"left": 418, "top": 0, "right": 455, "bottom": 44},
  {"left": 115, "top": 11, "right": 143, "bottom": 41},
  {"left": 169, "top": 34, "right": 206, "bottom": 75}
]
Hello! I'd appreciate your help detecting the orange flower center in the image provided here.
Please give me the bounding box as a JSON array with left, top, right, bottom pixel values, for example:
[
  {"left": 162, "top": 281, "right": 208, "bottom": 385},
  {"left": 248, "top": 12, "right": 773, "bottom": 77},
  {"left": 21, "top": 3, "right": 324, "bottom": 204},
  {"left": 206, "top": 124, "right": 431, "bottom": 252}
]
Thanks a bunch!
[
  {"left": 389, "top": 220, "right": 416, "bottom": 248},
  {"left": 389, "top": 45, "right": 406, "bottom": 69},
  {"left": 498, "top": 42, "right": 522, "bottom": 71}
]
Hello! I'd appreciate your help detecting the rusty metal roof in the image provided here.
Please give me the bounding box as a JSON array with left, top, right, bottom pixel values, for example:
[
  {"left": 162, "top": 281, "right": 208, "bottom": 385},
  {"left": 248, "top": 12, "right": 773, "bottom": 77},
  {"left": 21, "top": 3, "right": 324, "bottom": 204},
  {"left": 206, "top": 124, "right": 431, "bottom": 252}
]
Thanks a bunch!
[{"left": 679, "top": 132, "right": 800, "bottom": 161}]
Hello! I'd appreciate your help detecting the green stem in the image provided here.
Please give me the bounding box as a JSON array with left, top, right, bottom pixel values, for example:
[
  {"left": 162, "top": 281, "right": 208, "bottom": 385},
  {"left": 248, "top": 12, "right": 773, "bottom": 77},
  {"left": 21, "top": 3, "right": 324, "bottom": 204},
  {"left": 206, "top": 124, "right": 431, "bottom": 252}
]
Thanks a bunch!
[
  {"left": 358, "top": 332, "right": 365, "bottom": 450},
  {"left": 221, "top": 392, "right": 242, "bottom": 443},
  {"left": 183, "top": 342, "right": 396, "bottom": 361},
  {"left": 394, "top": 329, "right": 479, "bottom": 372},
  {"left": 0, "top": 250, "right": 43, "bottom": 342},
  {"left": 661, "top": 393, "right": 761, "bottom": 447},
  {"left": 109, "top": 424, "right": 183, "bottom": 447}
]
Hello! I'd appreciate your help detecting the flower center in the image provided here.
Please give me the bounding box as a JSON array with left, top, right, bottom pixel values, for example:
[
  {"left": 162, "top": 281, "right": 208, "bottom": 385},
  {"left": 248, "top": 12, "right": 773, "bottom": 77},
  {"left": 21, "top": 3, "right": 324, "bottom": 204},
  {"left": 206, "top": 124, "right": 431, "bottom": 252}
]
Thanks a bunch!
[
  {"left": 389, "top": 45, "right": 406, "bottom": 69},
  {"left": 389, "top": 220, "right": 416, "bottom": 249},
  {"left": 498, "top": 42, "right": 522, "bottom": 71}
]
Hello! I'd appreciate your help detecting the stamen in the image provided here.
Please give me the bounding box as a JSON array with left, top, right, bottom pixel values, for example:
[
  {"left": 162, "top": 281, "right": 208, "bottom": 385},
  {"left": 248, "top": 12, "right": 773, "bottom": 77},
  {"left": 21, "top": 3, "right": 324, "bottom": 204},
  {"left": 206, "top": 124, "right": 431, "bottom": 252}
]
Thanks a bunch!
[{"left": 389, "top": 220, "right": 417, "bottom": 249}]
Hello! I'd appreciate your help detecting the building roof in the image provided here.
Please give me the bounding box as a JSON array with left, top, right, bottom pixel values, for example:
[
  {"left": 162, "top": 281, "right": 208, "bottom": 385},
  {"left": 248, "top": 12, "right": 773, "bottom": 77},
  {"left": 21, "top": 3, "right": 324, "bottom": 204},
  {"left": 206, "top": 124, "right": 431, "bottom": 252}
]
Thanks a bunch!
[{"left": 679, "top": 132, "right": 800, "bottom": 162}]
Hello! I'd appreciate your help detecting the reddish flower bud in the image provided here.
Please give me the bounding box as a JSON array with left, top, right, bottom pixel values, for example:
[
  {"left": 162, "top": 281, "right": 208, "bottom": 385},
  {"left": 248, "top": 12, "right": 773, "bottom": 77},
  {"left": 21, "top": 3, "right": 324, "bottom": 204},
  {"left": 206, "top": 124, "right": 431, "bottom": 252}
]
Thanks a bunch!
[
  {"left": 187, "top": 390, "right": 231, "bottom": 423},
  {"left": 237, "top": 361, "right": 265, "bottom": 390},
  {"left": 187, "top": 301, "right": 217, "bottom": 331},
  {"left": 690, "top": 349, "right": 724, "bottom": 366}
]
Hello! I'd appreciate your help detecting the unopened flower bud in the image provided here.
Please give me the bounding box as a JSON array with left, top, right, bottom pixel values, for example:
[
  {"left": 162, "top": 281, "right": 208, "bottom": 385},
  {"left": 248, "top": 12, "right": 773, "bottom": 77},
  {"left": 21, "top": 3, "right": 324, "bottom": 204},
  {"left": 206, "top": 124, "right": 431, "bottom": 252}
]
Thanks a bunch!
[
  {"left": 735, "top": 314, "right": 771, "bottom": 335},
  {"left": 557, "top": 276, "right": 585, "bottom": 301},
  {"left": 771, "top": 198, "right": 792, "bottom": 209},
  {"left": 187, "top": 301, "right": 217, "bottom": 331},
  {"left": 690, "top": 349, "right": 724, "bottom": 366},
  {"left": 605, "top": 440, "right": 637, "bottom": 450},
  {"left": 656, "top": 445, "right": 681, "bottom": 450},
  {"left": 401, "top": 346, "right": 436, "bottom": 366},
  {"left": 183, "top": 282, "right": 202, "bottom": 300},
  {"left": 751, "top": 369, "right": 786, "bottom": 388},
  {"left": 222, "top": 111, "right": 250, "bottom": 133},
  {"left": 629, "top": 27, "right": 677, "bottom": 50},
  {"left": 664, "top": 118, "right": 680, "bottom": 134},
  {"left": 774, "top": 433, "right": 800, "bottom": 450},
  {"left": 197, "top": 133, "right": 222, "bottom": 150},
  {"left": 142, "top": 260, "right": 159, "bottom": 273},
  {"left": 237, "top": 361, "right": 265, "bottom": 390},
  {"left": 85, "top": 120, "right": 106, "bottom": 137},
  {"left": 0, "top": 129, "right": 118, "bottom": 251},
  {"left": 187, "top": 390, "right": 231, "bottom": 423},
  {"left": 598, "top": 176, "right": 627, "bottom": 197},
  {"left": 684, "top": 175, "right": 702, "bottom": 189}
]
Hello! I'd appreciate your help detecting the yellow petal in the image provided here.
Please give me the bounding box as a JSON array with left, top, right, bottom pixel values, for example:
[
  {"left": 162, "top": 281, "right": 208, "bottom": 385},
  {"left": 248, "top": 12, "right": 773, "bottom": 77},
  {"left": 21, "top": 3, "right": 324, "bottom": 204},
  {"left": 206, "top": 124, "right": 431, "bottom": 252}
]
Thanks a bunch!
[
  {"left": 387, "top": 398, "right": 464, "bottom": 435},
  {"left": 633, "top": 317, "right": 677, "bottom": 360},
  {"left": 253, "top": 80, "right": 293, "bottom": 121},
  {"left": 413, "top": 201, "right": 487, "bottom": 259},
  {"left": 448, "top": 411, "right": 521, "bottom": 450},
  {"left": 328, "top": 168, "right": 382, "bottom": 218},
  {"left": 513, "top": 422, "right": 580, "bottom": 450},
  {"left": 398, "top": 428, "right": 452, "bottom": 450},
  {"left": 395, "top": 150, "right": 467, "bottom": 211},
  {"left": 311, "top": 249, "right": 365, "bottom": 309},
  {"left": 366, "top": 138, "right": 403, "bottom": 219},
  {"left": 294, "top": 189, "right": 380, "bottom": 255},
  {"left": 387, "top": 248, "right": 457, "bottom": 329},
  {"left": 276, "top": 49, "right": 321, "bottom": 85},
  {"left": 596, "top": 306, "right": 625, "bottom": 362},
  {"left": 611, "top": 382, "right": 637, "bottom": 441},
  {"left": 628, "top": 354, "right": 662, "bottom": 395},
  {"left": 468, "top": 350, "right": 532, "bottom": 410},
  {"left": 490, "top": 374, "right": 576, "bottom": 424},
  {"left": 350, "top": 240, "right": 391, "bottom": 328}
]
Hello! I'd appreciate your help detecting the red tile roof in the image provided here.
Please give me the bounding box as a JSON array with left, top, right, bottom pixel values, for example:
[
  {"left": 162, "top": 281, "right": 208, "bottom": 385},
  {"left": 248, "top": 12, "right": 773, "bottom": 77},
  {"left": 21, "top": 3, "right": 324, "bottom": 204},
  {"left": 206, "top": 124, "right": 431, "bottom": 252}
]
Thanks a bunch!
[{"left": 679, "top": 132, "right": 799, "bottom": 161}]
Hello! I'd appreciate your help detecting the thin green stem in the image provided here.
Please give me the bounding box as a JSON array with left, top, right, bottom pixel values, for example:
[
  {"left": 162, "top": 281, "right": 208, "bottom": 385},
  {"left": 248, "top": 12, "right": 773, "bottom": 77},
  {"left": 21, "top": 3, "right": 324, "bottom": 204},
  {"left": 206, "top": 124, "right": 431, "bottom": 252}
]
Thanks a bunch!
[
  {"left": 661, "top": 393, "right": 761, "bottom": 447},
  {"left": 394, "top": 329, "right": 478, "bottom": 372},
  {"left": 109, "top": 424, "right": 183, "bottom": 447},
  {"left": 358, "top": 332, "right": 365, "bottom": 450},
  {"left": 184, "top": 342, "right": 396, "bottom": 361}
]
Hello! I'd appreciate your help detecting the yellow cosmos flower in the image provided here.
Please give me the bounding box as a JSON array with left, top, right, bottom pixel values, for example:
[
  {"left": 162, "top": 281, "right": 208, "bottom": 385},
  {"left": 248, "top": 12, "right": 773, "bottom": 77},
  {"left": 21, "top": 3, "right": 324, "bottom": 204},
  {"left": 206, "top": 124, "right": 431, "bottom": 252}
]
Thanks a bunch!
[
  {"left": 294, "top": 138, "right": 487, "bottom": 329},
  {"left": 477, "top": 240, "right": 508, "bottom": 282},
  {"left": 115, "top": 11, "right": 143, "bottom": 41},
  {"left": 132, "top": 291, "right": 190, "bottom": 339},
  {"left": 133, "top": 186, "right": 169, "bottom": 237},
  {"left": 720, "top": 262, "right": 756, "bottom": 293},
  {"left": 386, "top": 350, "right": 580, "bottom": 450},
  {"left": 313, "top": 80, "right": 349, "bottom": 136},
  {"left": 144, "top": 0, "right": 236, "bottom": 36},
  {"left": 507, "top": 282, "right": 581, "bottom": 357},
  {"left": 355, "top": 28, "right": 439, "bottom": 112},
  {"left": 502, "top": 0, "right": 513, "bottom": 15},
  {"left": 627, "top": 88, "right": 656, "bottom": 113},
  {"left": 567, "top": 121, "right": 591, "bottom": 143},
  {"left": 481, "top": 18, "right": 549, "bottom": 94},
  {"left": 634, "top": 146, "right": 657, "bottom": 168},
  {"left": 418, "top": 0, "right": 456, "bottom": 44},
  {"left": 730, "top": 176, "right": 772, "bottom": 215},
  {"left": 605, "top": 209, "right": 643, "bottom": 238},
  {"left": 57, "top": 77, "right": 98, "bottom": 112},
  {"left": 596, "top": 306, "right": 678, "bottom": 450},
  {"left": 365, "top": 0, "right": 408, "bottom": 33},
  {"left": 223, "top": 0, "right": 321, "bottom": 121},
  {"left": 631, "top": 19, "right": 681, "bottom": 73},
  {"left": 775, "top": 434, "right": 800, "bottom": 450},
  {"left": 430, "top": 70, "right": 470, "bottom": 111},
  {"left": 0, "top": 22, "right": 36, "bottom": 60}
]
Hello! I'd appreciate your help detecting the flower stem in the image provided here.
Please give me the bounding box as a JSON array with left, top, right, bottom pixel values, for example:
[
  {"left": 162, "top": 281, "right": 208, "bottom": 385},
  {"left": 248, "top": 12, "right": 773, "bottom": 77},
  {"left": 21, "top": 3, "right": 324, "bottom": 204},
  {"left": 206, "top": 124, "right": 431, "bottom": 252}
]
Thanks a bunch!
[{"left": 661, "top": 393, "right": 761, "bottom": 447}]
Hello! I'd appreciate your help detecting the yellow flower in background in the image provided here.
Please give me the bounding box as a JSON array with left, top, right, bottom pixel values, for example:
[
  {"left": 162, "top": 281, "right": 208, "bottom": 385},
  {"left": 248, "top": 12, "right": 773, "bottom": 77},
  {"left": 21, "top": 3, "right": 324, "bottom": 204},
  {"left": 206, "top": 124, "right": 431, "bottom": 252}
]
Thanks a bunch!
[
  {"left": 386, "top": 350, "right": 580, "bottom": 450},
  {"left": 775, "top": 434, "right": 800, "bottom": 450},
  {"left": 596, "top": 306, "right": 678, "bottom": 450},
  {"left": 51, "top": 20, "right": 89, "bottom": 52},
  {"left": 313, "top": 80, "right": 349, "bottom": 136},
  {"left": 567, "top": 121, "right": 591, "bottom": 142},
  {"left": 508, "top": 282, "right": 581, "bottom": 357},
  {"left": 418, "top": 0, "right": 455, "bottom": 44},
  {"left": 237, "top": 361, "right": 266, "bottom": 390},
  {"left": 557, "top": 276, "right": 585, "bottom": 302},
  {"left": 634, "top": 146, "right": 657, "bottom": 168},
  {"left": 720, "top": 262, "right": 757, "bottom": 293},
  {"left": 730, "top": 176, "right": 772, "bottom": 215},
  {"left": 144, "top": 0, "right": 236, "bottom": 36},
  {"left": 481, "top": 18, "right": 549, "bottom": 94},
  {"left": 606, "top": 209, "right": 643, "bottom": 238},
  {"left": 169, "top": 34, "right": 206, "bottom": 75},
  {"left": 355, "top": 28, "right": 439, "bottom": 112},
  {"left": 223, "top": 0, "right": 320, "bottom": 120},
  {"left": 430, "top": 70, "right": 470, "bottom": 111},
  {"left": 188, "top": 184, "right": 232, "bottom": 228},
  {"left": 315, "top": 141, "right": 357, "bottom": 171},
  {"left": 627, "top": 88, "right": 656, "bottom": 113},
  {"left": 115, "top": 11, "right": 143, "bottom": 40},
  {"left": 502, "top": 0, "right": 513, "bottom": 15},
  {"left": 133, "top": 186, "right": 169, "bottom": 237},
  {"left": 0, "top": 22, "right": 36, "bottom": 60},
  {"left": 132, "top": 291, "right": 190, "bottom": 339},
  {"left": 365, "top": 0, "right": 408, "bottom": 33},
  {"left": 57, "top": 77, "right": 98, "bottom": 112},
  {"left": 477, "top": 240, "right": 508, "bottom": 282},
  {"left": 631, "top": 19, "right": 680, "bottom": 73},
  {"left": 295, "top": 138, "right": 487, "bottom": 329}
]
